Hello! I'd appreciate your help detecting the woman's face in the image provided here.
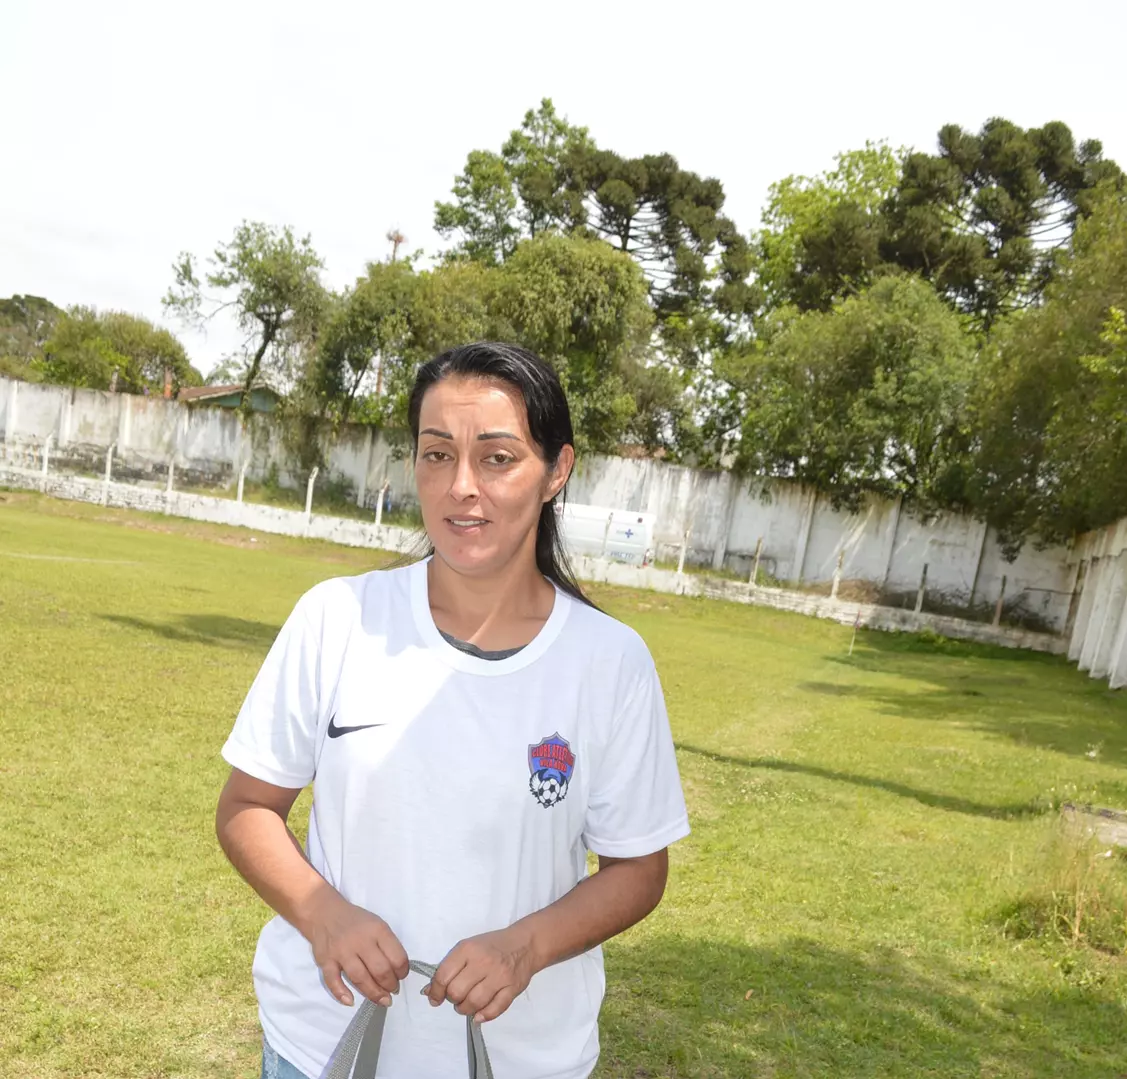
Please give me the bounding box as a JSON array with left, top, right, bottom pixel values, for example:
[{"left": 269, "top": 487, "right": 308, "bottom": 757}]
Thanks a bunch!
[{"left": 415, "top": 375, "right": 574, "bottom": 578}]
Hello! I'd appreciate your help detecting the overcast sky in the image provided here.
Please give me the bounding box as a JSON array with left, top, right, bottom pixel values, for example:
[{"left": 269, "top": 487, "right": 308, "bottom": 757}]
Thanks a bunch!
[{"left": 3, "top": 0, "right": 1125, "bottom": 376}]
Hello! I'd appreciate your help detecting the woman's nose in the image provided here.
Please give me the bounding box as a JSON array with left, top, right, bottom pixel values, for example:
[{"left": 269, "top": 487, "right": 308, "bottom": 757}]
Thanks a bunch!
[{"left": 449, "top": 457, "right": 478, "bottom": 500}]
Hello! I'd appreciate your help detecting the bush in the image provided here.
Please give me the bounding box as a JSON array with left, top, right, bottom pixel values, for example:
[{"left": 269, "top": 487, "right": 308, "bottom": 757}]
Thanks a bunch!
[{"left": 997, "top": 817, "right": 1127, "bottom": 954}]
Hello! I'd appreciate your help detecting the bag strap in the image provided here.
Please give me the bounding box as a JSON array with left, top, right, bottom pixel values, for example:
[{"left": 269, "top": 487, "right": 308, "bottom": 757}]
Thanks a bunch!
[{"left": 322, "top": 959, "right": 493, "bottom": 1079}]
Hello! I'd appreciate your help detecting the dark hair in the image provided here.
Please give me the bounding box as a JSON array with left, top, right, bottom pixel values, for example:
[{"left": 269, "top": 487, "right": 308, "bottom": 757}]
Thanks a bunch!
[{"left": 408, "top": 341, "right": 596, "bottom": 608}]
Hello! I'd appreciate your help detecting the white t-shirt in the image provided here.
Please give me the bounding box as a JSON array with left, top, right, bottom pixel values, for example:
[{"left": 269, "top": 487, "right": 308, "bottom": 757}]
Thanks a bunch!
[{"left": 222, "top": 558, "right": 690, "bottom": 1079}]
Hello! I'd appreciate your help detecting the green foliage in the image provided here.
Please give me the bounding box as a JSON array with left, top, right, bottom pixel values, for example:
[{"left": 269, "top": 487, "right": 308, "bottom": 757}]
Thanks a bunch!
[
  {"left": 347, "top": 235, "right": 654, "bottom": 455},
  {"left": 0, "top": 294, "right": 64, "bottom": 379},
  {"left": 501, "top": 99, "right": 592, "bottom": 239},
  {"left": 270, "top": 232, "right": 656, "bottom": 461},
  {"left": 37, "top": 307, "right": 200, "bottom": 394},
  {"left": 723, "top": 276, "right": 974, "bottom": 509},
  {"left": 312, "top": 259, "right": 417, "bottom": 427},
  {"left": 755, "top": 142, "right": 904, "bottom": 311},
  {"left": 998, "top": 819, "right": 1127, "bottom": 955},
  {"left": 141, "top": 115, "right": 1125, "bottom": 554},
  {"left": 753, "top": 123, "right": 1123, "bottom": 332},
  {"left": 491, "top": 233, "right": 653, "bottom": 453},
  {"left": 882, "top": 119, "right": 1124, "bottom": 329},
  {"left": 969, "top": 192, "right": 1127, "bottom": 551},
  {"left": 164, "top": 221, "right": 327, "bottom": 405},
  {"left": 434, "top": 150, "right": 519, "bottom": 266},
  {"left": 433, "top": 100, "right": 592, "bottom": 266},
  {"left": 434, "top": 100, "right": 756, "bottom": 378}
]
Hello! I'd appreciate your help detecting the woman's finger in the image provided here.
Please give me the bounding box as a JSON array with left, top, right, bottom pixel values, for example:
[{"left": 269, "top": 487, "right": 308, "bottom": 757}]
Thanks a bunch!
[
  {"left": 446, "top": 968, "right": 491, "bottom": 1015},
  {"left": 356, "top": 939, "right": 400, "bottom": 996},
  {"left": 473, "top": 985, "right": 515, "bottom": 1024},
  {"left": 342, "top": 957, "right": 391, "bottom": 1008},
  {"left": 321, "top": 961, "right": 354, "bottom": 1008},
  {"left": 376, "top": 926, "right": 410, "bottom": 981},
  {"left": 427, "top": 948, "right": 469, "bottom": 1006}
]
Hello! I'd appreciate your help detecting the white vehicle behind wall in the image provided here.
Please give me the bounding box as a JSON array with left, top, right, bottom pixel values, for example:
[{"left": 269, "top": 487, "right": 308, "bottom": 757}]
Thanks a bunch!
[{"left": 556, "top": 502, "right": 656, "bottom": 567}]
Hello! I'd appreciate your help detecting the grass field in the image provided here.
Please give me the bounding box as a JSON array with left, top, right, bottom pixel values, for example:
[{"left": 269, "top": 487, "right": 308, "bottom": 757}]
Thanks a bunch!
[{"left": 3, "top": 489, "right": 1127, "bottom": 1078}]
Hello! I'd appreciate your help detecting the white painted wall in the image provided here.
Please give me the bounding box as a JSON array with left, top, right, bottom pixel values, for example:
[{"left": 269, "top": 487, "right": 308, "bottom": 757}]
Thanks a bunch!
[
  {"left": 0, "top": 462, "right": 1067, "bottom": 659},
  {"left": 1068, "top": 517, "right": 1127, "bottom": 689},
  {"left": 0, "top": 375, "right": 1081, "bottom": 632}
]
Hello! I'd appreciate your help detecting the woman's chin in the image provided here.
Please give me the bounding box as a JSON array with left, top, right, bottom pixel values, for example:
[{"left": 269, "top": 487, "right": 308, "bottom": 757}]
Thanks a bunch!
[{"left": 432, "top": 541, "right": 504, "bottom": 577}]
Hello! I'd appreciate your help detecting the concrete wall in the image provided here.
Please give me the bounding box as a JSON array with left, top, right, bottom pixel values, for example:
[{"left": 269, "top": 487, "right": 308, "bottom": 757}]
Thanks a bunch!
[
  {"left": 1067, "top": 517, "right": 1127, "bottom": 690},
  {"left": 0, "top": 462, "right": 1065, "bottom": 658},
  {"left": 0, "top": 375, "right": 1080, "bottom": 632}
]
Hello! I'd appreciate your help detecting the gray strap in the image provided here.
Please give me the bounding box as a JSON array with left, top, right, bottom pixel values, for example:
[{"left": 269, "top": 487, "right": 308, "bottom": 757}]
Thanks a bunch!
[{"left": 323, "top": 959, "right": 493, "bottom": 1079}]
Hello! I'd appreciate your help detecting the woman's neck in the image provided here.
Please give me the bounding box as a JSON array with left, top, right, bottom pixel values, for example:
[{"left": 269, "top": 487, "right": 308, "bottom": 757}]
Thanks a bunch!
[{"left": 427, "top": 549, "right": 556, "bottom": 650}]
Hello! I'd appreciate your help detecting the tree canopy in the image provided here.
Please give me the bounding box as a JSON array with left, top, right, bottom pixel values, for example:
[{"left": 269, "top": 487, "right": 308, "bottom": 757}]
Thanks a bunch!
[
  {"left": 721, "top": 275, "right": 974, "bottom": 510},
  {"left": 11, "top": 99, "right": 1125, "bottom": 555},
  {"left": 38, "top": 308, "right": 201, "bottom": 394},
  {"left": 968, "top": 192, "right": 1127, "bottom": 552},
  {"left": 164, "top": 222, "right": 327, "bottom": 407},
  {"left": 0, "top": 295, "right": 64, "bottom": 382}
]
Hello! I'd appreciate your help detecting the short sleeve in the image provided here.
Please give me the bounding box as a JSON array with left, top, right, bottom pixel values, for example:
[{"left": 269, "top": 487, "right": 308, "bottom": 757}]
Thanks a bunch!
[
  {"left": 221, "top": 591, "right": 324, "bottom": 789},
  {"left": 582, "top": 659, "right": 690, "bottom": 858}
]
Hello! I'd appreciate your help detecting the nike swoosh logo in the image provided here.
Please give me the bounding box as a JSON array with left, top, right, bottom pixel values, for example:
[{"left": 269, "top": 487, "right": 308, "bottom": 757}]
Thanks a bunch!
[{"left": 327, "top": 715, "right": 385, "bottom": 739}]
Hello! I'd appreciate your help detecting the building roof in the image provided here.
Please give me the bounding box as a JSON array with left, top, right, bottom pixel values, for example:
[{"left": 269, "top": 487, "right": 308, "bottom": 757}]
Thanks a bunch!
[{"left": 177, "top": 383, "right": 280, "bottom": 404}]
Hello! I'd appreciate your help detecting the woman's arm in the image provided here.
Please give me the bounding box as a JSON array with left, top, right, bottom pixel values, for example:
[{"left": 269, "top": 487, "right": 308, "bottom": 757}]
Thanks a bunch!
[
  {"left": 424, "top": 849, "right": 668, "bottom": 1022},
  {"left": 216, "top": 768, "right": 409, "bottom": 1007}
]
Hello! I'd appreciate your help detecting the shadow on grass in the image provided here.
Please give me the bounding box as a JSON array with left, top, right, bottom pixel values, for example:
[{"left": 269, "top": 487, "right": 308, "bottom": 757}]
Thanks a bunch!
[
  {"left": 100, "top": 613, "right": 280, "bottom": 649},
  {"left": 598, "top": 934, "right": 1127, "bottom": 1078},
  {"left": 818, "top": 633, "right": 1127, "bottom": 768},
  {"left": 675, "top": 743, "right": 1043, "bottom": 819}
]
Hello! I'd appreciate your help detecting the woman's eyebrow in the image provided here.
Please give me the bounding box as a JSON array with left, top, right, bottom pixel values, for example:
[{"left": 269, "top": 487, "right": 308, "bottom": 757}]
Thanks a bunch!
[
  {"left": 420, "top": 427, "right": 453, "bottom": 438},
  {"left": 478, "top": 431, "right": 522, "bottom": 441}
]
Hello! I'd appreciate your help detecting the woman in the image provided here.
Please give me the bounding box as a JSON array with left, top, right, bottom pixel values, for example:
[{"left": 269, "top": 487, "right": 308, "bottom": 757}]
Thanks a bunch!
[{"left": 216, "top": 342, "right": 690, "bottom": 1079}]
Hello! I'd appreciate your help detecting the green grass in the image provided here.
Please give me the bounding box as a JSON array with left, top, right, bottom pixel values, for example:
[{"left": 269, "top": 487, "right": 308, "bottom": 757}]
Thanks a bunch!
[{"left": 2, "top": 490, "right": 1127, "bottom": 1078}]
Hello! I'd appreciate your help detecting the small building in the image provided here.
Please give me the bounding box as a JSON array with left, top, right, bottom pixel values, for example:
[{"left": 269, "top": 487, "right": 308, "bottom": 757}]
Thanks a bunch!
[{"left": 177, "top": 383, "right": 281, "bottom": 413}]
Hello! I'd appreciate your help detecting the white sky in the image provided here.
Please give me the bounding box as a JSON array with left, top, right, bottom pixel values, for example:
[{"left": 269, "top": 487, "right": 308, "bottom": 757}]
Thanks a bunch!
[{"left": 3, "top": 0, "right": 1125, "bottom": 376}]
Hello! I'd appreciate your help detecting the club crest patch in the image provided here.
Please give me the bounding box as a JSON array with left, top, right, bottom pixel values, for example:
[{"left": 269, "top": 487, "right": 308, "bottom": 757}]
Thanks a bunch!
[{"left": 528, "top": 732, "right": 575, "bottom": 808}]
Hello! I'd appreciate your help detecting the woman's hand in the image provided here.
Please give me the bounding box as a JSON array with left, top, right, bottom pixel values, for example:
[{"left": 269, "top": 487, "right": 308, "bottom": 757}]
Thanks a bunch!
[
  {"left": 423, "top": 926, "right": 538, "bottom": 1023},
  {"left": 303, "top": 889, "right": 410, "bottom": 1008}
]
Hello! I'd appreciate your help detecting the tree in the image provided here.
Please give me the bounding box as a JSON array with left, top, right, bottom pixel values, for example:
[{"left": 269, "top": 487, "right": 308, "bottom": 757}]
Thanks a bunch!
[
  {"left": 435, "top": 100, "right": 591, "bottom": 266},
  {"left": 311, "top": 259, "right": 417, "bottom": 427},
  {"left": 968, "top": 191, "right": 1127, "bottom": 551},
  {"left": 721, "top": 275, "right": 974, "bottom": 509},
  {"left": 37, "top": 308, "right": 200, "bottom": 393},
  {"left": 501, "top": 99, "right": 592, "bottom": 239},
  {"left": 164, "top": 222, "right": 326, "bottom": 405},
  {"left": 434, "top": 151, "right": 519, "bottom": 266},
  {"left": 564, "top": 147, "right": 756, "bottom": 364},
  {"left": 754, "top": 142, "right": 903, "bottom": 311},
  {"left": 882, "top": 119, "right": 1124, "bottom": 329},
  {"left": 292, "top": 233, "right": 659, "bottom": 454},
  {"left": 434, "top": 102, "right": 756, "bottom": 378},
  {"left": 492, "top": 233, "right": 654, "bottom": 453},
  {"left": 0, "top": 294, "right": 63, "bottom": 382}
]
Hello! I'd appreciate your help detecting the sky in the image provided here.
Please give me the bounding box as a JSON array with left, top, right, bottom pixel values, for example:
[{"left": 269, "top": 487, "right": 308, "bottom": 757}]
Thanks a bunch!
[{"left": 3, "top": 0, "right": 1126, "bottom": 376}]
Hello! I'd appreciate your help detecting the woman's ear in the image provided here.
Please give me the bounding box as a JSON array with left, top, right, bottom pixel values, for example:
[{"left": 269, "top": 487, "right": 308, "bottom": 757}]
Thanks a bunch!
[{"left": 544, "top": 444, "right": 575, "bottom": 503}]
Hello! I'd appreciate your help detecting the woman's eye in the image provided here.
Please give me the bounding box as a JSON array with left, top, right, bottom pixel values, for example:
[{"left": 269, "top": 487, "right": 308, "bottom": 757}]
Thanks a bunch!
[
  {"left": 486, "top": 453, "right": 514, "bottom": 465},
  {"left": 423, "top": 450, "right": 450, "bottom": 462}
]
